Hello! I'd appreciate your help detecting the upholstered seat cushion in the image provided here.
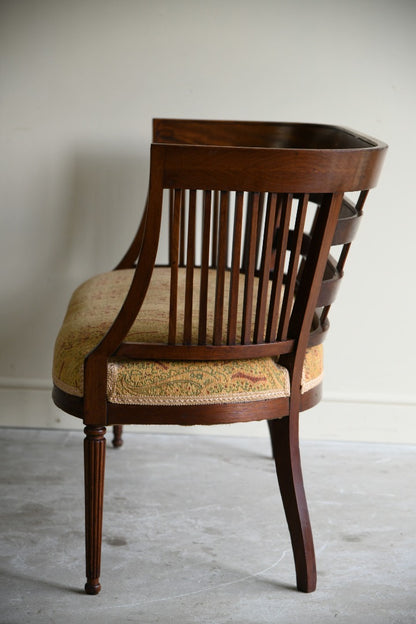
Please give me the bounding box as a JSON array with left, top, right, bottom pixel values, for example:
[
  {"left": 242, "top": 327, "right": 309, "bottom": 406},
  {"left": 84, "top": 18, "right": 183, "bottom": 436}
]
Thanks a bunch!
[{"left": 53, "top": 268, "right": 323, "bottom": 406}]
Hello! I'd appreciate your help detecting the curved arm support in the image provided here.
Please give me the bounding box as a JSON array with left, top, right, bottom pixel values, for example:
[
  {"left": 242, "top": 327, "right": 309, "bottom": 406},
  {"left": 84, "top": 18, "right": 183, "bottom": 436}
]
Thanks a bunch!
[
  {"left": 83, "top": 152, "right": 164, "bottom": 423},
  {"left": 284, "top": 192, "right": 344, "bottom": 394},
  {"left": 114, "top": 194, "right": 149, "bottom": 270},
  {"left": 91, "top": 203, "right": 163, "bottom": 359}
]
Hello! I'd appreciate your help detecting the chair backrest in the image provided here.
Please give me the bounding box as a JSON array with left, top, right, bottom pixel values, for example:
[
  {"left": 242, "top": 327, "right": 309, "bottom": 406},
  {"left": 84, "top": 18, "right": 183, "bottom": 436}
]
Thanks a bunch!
[{"left": 104, "top": 121, "right": 386, "bottom": 379}]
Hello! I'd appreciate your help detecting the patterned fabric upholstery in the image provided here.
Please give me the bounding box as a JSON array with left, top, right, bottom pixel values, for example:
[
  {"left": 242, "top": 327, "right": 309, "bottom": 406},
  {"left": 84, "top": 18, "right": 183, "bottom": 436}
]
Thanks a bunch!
[{"left": 53, "top": 268, "right": 323, "bottom": 406}]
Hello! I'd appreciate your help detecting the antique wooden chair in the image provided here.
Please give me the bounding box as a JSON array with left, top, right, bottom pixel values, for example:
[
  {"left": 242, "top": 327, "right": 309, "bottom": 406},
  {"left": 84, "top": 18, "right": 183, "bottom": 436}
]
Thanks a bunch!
[{"left": 52, "top": 119, "right": 387, "bottom": 594}]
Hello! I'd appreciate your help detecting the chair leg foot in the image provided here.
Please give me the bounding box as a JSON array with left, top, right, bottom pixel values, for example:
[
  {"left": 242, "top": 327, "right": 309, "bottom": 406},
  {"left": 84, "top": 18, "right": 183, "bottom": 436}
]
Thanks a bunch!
[
  {"left": 85, "top": 580, "right": 101, "bottom": 595},
  {"left": 268, "top": 416, "right": 317, "bottom": 593},
  {"left": 84, "top": 425, "right": 106, "bottom": 595},
  {"left": 112, "top": 425, "right": 123, "bottom": 448}
]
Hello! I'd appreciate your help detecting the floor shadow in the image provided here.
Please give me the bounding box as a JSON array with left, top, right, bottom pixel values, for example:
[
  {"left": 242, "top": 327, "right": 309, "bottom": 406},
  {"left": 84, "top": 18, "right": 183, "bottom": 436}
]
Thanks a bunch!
[{"left": 0, "top": 568, "right": 82, "bottom": 595}]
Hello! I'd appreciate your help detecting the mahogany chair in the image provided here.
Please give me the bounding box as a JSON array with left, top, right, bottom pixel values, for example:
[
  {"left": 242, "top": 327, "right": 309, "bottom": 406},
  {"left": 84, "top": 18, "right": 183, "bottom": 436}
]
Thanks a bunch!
[{"left": 52, "top": 119, "right": 387, "bottom": 594}]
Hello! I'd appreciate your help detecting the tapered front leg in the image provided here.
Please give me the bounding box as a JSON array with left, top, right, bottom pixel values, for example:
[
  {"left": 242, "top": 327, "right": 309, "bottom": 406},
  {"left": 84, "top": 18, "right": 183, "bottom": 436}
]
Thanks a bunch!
[
  {"left": 84, "top": 425, "right": 106, "bottom": 595},
  {"left": 268, "top": 416, "right": 316, "bottom": 593},
  {"left": 112, "top": 425, "right": 123, "bottom": 448}
]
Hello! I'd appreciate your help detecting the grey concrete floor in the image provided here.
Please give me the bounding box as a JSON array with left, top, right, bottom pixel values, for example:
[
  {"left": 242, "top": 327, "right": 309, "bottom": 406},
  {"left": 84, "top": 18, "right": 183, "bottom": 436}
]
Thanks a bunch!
[{"left": 0, "top": 428, "right": 415, "bottom": 624}]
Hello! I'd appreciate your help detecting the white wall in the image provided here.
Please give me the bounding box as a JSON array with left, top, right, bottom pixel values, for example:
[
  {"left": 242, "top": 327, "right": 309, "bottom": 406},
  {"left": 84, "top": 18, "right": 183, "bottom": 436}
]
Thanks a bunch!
[{"left": 1, "top": 0, "right": 415, "bottom": 442}]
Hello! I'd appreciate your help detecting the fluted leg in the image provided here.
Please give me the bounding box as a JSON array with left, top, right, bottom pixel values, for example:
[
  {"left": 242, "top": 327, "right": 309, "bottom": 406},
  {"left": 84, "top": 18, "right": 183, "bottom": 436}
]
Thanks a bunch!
[
  {"left": 112, "top": 425, "right": 123, "bottom": 448},
  {"left": 84, "top": 425, "right": 106, "bottom": 595},
  {"left": 268, "top": 416, "right": 316, "bottom": 593}
]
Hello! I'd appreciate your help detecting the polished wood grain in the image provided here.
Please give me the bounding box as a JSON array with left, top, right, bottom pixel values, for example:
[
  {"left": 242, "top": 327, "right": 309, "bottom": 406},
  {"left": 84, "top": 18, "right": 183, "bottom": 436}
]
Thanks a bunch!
[{"left": 269, "top": 415, "right": 316, "bottom": 592}]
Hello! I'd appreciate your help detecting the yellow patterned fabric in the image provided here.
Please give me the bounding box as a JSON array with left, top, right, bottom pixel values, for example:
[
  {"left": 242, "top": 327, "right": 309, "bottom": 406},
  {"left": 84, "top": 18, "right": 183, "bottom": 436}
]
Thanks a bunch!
[{"left": 53, "top": 268, "right": 323, "bottom": 406}]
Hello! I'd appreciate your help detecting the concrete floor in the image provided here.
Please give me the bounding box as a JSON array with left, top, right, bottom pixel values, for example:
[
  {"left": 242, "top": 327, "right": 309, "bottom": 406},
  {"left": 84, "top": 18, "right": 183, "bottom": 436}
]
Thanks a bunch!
[{"left": 0, "top": 428, "right": 415, "bottom": 624}]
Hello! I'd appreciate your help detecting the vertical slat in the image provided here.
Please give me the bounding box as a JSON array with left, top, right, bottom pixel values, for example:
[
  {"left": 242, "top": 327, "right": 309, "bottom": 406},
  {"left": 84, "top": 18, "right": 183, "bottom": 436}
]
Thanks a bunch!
[
  {"left": 213, "top": 192, "right": 229, "bottom": 345},
  {"left": 266, "top": 194, "right": 292, "bottom": 342},
  {"left": 254, "top": 193, "right": 278, "bottom": 343},
  {"left": 320, "top": 305, "right": 330, "bottom": 326},
  {"left": 242, "top": 192, "right": 264, "bottom": 273},
  {"left": 227, "top": 191, "right": 244, "bottom": 344},
  {"left": 241, "top": 192, "right": 260, "bottom": 344},
  {"left": 321, "top": 245, "right": 351, "bottom": 329},
  {"left": 356, "top": 189, "right": 369, "bottom": 213},
  {"left": 198, "top": 190, "right": 212, "bottom": 344},
  {"left": 211, "top": 190, "right": 220, "bottom": 267},
  {"left": 278, "top": 194, "right": 309, "bottom": 341},
  {"left": 168, "top": 189, "right": 174, "bottom": 263},
  {"left": 334, "top": 191, "right": 367, "bottom": 275},
  {"left": 255, "top": 192, "right": 266, "bottom": 271},
  {"left": 183, "top": 190, "right": 196, "bottom": 344},
  {"left": 168, "top": 189, "right": 181, "bottom": 344},
  {"left": 179, "top": 190, "right": 186, "bottom": 267},
  {"left": 288, "top": 192, "right": 343, "bottom": 339},
  {"left": 321, "top": 190, "right": 366, "bottom": 328},
  {"left": 241, "top": 192, "right": 252, "bottom": 273},
  {"left": 337, "top": 242, "right": 350, "bottom": 273}
]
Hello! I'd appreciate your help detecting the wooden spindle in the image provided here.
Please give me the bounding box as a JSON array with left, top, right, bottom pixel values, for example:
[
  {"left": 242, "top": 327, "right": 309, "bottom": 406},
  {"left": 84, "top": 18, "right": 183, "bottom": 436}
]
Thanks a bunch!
[
  {"left": 213, "top": 192, "right": 229, "bottom": 345},
  {"left": 254, "top": 193, "right": 278, "bottom": 343},
  {"left": 356, "top": 189, "right": 369, "bottom": 213},
  {"left": 179, "top": 189, "right": 186, "bottom": 267},
  {"left": 288, "top": 193, "right": 343, "bottom": 338},
  {"left": 278, "top": 194, "right": 309, "bottom": 341},
  {"left": 266, "top": 194, "right": 292, "bottom": 341},
  {"left": 211, "top": 190, "right": 220, "bottom": 267},
  {"left": 255, "top": 192, "right": 266, "bottom": 271},
  {"left": 241, "top": 192, "right": 260, "bottom": 344},
  {"left": 227, "top": 191, "right": 244, "bottom": 345},
  {"left": 169, "top": 189, "right": 181, "bottom": 344},
  {"left": 198, "top": 190, "right": 212, "bottom": 344},
  {"left": 184, "top": 190, "right": 196, "bottom": 344}
]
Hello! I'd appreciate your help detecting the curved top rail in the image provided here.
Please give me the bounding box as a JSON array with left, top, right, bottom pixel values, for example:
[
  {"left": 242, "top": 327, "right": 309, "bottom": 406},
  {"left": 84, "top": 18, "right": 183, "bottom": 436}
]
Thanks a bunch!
[
  {"left": 153, "top": 118, "right": 387, "bottom": 152},
  {"left": 156, "top": 141, "right": 386, "bottom": 193}
]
